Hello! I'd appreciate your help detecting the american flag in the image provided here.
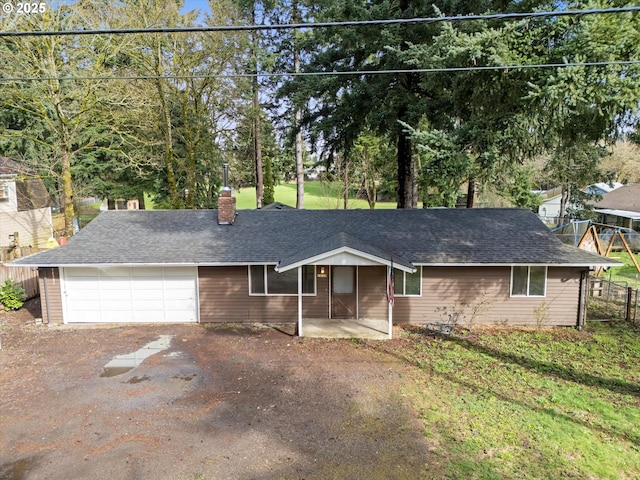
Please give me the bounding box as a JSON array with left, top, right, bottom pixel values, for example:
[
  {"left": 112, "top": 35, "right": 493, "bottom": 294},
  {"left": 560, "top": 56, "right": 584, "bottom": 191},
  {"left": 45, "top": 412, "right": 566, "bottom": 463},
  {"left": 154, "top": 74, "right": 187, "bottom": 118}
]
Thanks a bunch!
[{"left": 387, "top": 261, "right": 394, "bottom": 307}]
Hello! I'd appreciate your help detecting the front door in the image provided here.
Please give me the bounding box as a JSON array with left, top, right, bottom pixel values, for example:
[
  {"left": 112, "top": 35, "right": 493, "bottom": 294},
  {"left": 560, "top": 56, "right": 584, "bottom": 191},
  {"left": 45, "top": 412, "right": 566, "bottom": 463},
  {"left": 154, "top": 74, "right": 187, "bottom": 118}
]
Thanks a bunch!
[{"left": 331, "top": 266, "right": 356, "bottom": 318}]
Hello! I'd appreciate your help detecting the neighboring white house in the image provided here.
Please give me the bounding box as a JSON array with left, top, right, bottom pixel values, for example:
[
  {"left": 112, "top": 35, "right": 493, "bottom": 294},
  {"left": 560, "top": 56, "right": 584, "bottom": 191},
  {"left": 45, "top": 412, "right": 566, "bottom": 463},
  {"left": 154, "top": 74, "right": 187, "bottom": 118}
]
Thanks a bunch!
[
  {"left": 535, "top": 183, "right": 623, "bottom": 224},
  {"left": 534, "top": 187, "right": 563, "bottom": 223},
  {"left": 0, "top": 157, "right": 54, "bottom": 251}
]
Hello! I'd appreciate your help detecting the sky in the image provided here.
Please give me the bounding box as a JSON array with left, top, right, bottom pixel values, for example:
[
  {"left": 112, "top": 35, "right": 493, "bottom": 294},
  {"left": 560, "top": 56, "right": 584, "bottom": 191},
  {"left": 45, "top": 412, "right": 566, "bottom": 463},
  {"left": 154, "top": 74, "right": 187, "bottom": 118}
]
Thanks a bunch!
[{"left": 180, "top": 0, "right": 212, "bottom": 17}]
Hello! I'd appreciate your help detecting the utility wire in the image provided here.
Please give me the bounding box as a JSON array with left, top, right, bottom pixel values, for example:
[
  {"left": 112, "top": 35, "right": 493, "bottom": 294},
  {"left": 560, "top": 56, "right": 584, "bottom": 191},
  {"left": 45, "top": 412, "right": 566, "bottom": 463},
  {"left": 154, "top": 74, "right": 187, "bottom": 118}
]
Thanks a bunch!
[
  {"left": 0, "top": 6, "right": 638, "bottom": 37},
  {"left": 1, "top": 60, "right": 638, "bottom": 83}
]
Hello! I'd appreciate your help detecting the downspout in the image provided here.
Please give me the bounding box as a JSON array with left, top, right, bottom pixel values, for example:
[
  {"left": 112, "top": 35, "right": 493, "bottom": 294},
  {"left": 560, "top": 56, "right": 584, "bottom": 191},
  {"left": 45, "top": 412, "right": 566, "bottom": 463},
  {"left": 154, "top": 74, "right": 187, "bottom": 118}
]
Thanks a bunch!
[
  {"left": 577, "top": 270, "right": 588, "bottom": 330},
  {"left": 42, "top": 268, "right": 51, "bottom": 324},
  {"left": 297, "top": 266, "right": 303, "bottom": 336},
  {"left": 387, "top": 265, "right": 393, "bottom": 339}
]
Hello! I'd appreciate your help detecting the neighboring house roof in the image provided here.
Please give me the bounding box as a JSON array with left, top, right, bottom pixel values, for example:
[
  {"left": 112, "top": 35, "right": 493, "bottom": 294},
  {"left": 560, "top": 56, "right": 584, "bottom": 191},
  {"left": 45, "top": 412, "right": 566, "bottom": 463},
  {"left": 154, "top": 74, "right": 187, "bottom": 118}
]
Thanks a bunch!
[
  {"left": 0, "top": 157, "right": 52, "bottom": 211},
  {"left": 12, "top": 208, "right": 616, "bottom": 268},
  {"left": 593, "top": 184, "right": 640, "bottom": 213},
  {"left": 261, "top": 202, "right": 294, "bottom": 210},
  {"left": 533, "top": 186, "right": 563, "bottom": 200},
  {"left": 586, "top": 182, "right": 623, "bottom": 196}
]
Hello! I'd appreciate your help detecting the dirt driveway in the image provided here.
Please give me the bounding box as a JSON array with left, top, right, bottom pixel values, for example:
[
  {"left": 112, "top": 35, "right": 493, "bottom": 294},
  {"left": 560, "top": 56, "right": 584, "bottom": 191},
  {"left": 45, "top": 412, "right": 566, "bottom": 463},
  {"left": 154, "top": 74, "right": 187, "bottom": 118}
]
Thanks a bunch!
[{"left": 0, "top": 301, "right": 431, "bottom": 480}]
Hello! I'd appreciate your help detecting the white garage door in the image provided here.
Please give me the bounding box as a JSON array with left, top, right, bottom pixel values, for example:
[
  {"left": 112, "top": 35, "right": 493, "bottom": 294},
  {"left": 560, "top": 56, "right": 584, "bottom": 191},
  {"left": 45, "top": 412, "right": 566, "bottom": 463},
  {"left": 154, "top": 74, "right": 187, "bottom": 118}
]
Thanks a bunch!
[{"left": 61, "top": 267, "right": 198, "bottom": 323}]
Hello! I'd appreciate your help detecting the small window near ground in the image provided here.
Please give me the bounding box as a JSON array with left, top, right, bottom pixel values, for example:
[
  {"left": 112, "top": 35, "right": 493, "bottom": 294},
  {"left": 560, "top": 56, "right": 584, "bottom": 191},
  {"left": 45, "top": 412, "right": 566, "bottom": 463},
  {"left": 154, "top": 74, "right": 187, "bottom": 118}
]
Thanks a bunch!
[
  {"left": 249, "top": 265, "right": 315, "bottom": 295},
  {"left": 511, "top": 266, "right": 547, "bottom": 297},
  {"left": 393, "top": 267, "right": 421, "bottom": 296}
]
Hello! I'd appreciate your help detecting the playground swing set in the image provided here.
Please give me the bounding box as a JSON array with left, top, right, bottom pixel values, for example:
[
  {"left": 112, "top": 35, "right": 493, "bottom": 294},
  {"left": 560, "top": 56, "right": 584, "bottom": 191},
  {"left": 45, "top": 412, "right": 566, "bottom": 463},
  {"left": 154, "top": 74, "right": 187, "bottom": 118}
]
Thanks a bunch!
[{"left": 577, "top": 222, "right": 640, "bottom": 276}]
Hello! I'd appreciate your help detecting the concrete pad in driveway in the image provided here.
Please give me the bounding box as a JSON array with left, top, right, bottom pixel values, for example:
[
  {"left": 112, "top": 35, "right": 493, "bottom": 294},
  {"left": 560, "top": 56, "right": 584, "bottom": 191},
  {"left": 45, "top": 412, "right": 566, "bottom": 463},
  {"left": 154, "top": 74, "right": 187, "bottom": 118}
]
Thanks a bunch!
[{"left": 302, "top": 318, "right": 390, "bottom": 339}]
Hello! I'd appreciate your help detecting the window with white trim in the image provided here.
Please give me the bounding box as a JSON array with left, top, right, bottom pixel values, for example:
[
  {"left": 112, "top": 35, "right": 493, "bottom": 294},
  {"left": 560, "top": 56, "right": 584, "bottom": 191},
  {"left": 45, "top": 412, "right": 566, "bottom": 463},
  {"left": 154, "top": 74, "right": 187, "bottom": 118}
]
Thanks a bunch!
[
  {"left": 0, "top": 183, "right": 8, "bottom": 200},
  {"left": 393, "top": 267, "right": 422, "bottom": 296},
  {"left": 249, "top": 265, "right": 316, "bottom": 295},
  {"left": 510, "top": 266, "right": 547, "bottom": 297}
]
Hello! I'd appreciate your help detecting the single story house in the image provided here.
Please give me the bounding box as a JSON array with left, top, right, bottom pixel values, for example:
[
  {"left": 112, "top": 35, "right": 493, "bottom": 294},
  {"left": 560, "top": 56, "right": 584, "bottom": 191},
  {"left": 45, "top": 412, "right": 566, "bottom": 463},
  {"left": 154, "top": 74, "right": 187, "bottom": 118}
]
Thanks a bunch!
[
  {"left": 10, "top": 190, "right": 617, "bottom": 338},
  {"left": 592, "top": 184, "right": 640, "bottom": 231}
]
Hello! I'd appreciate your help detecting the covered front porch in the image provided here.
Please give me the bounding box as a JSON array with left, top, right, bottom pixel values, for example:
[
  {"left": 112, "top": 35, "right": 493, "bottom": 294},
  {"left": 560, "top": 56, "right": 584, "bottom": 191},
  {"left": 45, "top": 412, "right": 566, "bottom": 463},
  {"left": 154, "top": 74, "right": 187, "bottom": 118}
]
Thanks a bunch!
[
  {"left": 275, "top": 231, "right": 416, "bottom": 340},
  {"left": 302, "top": 318, "right": 390, "bottom": 340}
]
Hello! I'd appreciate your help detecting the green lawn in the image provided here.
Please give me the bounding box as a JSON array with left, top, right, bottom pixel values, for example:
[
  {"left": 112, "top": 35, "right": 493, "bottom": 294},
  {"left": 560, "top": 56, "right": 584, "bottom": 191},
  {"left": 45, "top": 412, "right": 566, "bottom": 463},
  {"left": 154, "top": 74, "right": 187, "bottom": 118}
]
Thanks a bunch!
[
  {"left": 235, "top": 181, "right": 401, "bottom": 210},
  {"left": 600, "top": 252, "right": 640, "bottom": 288},
  {"left": 387, "top": 321, "right": 640, "bottom": 479}
]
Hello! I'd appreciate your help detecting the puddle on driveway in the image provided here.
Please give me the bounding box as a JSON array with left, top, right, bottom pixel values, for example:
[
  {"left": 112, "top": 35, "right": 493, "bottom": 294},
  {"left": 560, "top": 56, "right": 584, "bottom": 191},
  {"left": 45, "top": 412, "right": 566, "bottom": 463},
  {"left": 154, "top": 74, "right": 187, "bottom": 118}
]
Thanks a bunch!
[
  {"left": 0, "top": 457, "right": 33, "bottom": 480},
  {"left": 100, "top": 335, "right": 173, "bottom": 378},
  {"left": 126, "top": 375, "right": 151, "bottom": 384}
]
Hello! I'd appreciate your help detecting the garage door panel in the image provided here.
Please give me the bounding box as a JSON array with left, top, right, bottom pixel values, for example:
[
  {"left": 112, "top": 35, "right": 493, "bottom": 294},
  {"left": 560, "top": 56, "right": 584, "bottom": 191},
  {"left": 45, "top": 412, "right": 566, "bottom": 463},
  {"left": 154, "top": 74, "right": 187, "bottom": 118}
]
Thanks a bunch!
[
  {"left": 98, "top": 267, "right": 132, "bottom": 277},
  {"left": 100, "top": 278, "right": 131, "bottom": 289},
  {"left": 164, "top": 279, "right": 196, "bottom": 289},
  {"left": 131, "top": 289, "right": 164, "bottom": 300},
  {"left": 101, "top": 290, "right": 132, "bottom": 301},
  {"left": 67, "top": 299, "right": 102, "bottom": 311},
  {"left": 164, "top": 289, "right": 195, "bottom": 300},
  {"left": 165, "top": 299, "right": 196, "bottom": 310},
  {"left": 102, "top": 310, "right": 134, "bottom": 322},
  {"left": 65, "top": 267, "right": 102, "bottom": 277},
  {"left": 62, "top": 267, "right": 198, "bottom": 324},
  {"left": 102, "top": 300, "right": 134, "bottom": 310},
  {"left": 133, "top": 299, "right": 165, "bottom": 310},
  {"left": 132, "top": 311, "right": 164, "bottom": 321}
]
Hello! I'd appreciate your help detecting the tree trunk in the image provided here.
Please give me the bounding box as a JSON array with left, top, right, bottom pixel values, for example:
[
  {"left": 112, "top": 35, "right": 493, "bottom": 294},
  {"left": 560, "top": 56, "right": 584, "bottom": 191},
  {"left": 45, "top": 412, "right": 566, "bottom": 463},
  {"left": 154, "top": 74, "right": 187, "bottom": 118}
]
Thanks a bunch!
[
  {"left": 397, "top": 128, "right": 413, "bottom": 208},
  {"left": 412, "top": 159, "right": 418, "bottom": 208},
  {"left": 253, "top": 86, "right": 263, "bottom": 209},
  {"left": 61, "top": 148, "right": 75, "bottom": 237},
  {"left": 396, "top": 0, "right": 415, "bottom": 209},
  {"left": 181, "top": 91, "right": 197, "bottom": 209},
  {"left": 343, "top": 158, "right": 349, "bottom": 209},
  {"left": 251, "top": 10, "right": 263, "bottom": 210},
  {"left": 153, "top": 66, "right": 178, "bottom": 209},
  {"left": 558, "top": 183, "right": 570, "bottom": 227},
  {"left": 466, "top": 177, "right": 476, "bottom": 208},
  {"left": 293, "top": 0, "right": 304, "bottom": 210}
]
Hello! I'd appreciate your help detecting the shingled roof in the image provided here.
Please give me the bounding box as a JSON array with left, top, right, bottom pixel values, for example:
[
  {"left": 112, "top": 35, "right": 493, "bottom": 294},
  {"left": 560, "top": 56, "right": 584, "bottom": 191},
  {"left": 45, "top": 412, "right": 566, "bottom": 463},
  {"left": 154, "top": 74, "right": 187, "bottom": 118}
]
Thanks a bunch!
[
  {"left": 593, "top": 184, "right": 640, "bottom": 213},
  {"left": 12, "top": 208, "right": 616, "bottom": 268}
]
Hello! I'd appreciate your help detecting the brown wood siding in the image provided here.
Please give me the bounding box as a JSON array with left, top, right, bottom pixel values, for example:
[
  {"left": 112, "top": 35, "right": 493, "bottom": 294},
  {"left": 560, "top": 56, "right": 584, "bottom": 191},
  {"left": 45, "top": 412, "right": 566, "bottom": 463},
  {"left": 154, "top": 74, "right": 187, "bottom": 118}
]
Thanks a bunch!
[
  {"left": 39, "top": 267, "right": 62, "bottom": 324},
  {"left": 393, "top": 266, "right": 585, "bottom": 327},
  {"left": 303, "top": 267, "right": 329, "bottom": 318},
  {"left": 358, "top": 266, "right": 387, "bottom": 318},
  {"left": 199, "top": 266, "right": 330, "bottom": 324}
]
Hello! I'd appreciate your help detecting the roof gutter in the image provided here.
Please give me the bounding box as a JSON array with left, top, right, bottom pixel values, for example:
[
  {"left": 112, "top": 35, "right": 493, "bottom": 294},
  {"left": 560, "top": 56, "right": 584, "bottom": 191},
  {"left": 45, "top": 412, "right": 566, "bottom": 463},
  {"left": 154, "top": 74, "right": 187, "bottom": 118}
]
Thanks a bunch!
[{"left": 7, "top": 260, "right": 622, "bottom": 268}]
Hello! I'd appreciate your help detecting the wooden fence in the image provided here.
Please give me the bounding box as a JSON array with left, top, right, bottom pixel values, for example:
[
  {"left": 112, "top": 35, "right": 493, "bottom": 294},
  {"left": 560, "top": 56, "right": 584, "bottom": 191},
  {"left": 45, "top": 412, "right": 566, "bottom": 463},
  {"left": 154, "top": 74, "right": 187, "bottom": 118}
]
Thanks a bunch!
[
  {"left": 0, "top": 265, "right": 39, "bottom": 299},
  {"left": 0, "top": 247, "right": 41, "bottom": 300}
]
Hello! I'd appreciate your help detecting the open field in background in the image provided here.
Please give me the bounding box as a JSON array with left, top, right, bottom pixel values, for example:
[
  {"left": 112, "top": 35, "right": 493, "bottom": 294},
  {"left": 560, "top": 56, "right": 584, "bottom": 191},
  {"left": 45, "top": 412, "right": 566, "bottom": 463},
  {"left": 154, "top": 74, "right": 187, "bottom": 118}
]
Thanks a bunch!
[
  {"left": 387, "top": 321, "right": 640, "bottom": 479},
  {"left": 600, "top": 252, "right": 640, "bottom": 288},
  {"left": 235, "top": 181, "right": 400, "bottom": 210}
]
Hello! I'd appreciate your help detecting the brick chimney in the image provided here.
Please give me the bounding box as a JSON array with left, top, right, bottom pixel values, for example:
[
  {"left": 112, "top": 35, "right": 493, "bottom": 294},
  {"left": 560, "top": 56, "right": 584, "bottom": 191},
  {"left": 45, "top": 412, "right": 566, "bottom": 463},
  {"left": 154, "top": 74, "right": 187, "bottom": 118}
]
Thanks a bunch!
[{"left": 218, "top": 163, "right": 236, "bottom": 225}]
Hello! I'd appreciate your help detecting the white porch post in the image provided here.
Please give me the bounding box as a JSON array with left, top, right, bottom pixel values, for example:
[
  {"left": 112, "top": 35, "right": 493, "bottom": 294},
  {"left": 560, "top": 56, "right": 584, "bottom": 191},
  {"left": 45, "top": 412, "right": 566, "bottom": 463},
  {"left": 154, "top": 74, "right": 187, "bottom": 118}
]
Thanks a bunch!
[
  {"left": 298, "top": 266, "right": 303, "bottom": 336},
  {"left": 387, "top": 265, "right": 393, "bottom": 339}
]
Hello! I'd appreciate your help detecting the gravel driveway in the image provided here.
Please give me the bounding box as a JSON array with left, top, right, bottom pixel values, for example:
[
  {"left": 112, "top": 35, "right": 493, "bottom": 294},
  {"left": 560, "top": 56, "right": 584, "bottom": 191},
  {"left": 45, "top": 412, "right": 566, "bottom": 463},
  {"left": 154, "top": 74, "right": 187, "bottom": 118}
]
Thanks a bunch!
[{"left": 0, "top": 304, "right": 430, "bottom": 479}]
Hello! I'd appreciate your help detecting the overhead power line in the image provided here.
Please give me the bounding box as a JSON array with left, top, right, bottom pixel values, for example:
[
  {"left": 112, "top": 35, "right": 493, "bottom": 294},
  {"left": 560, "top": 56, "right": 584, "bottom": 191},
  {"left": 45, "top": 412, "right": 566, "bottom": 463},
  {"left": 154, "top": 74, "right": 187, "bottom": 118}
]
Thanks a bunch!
[
  {"left": 1, "top": 60, "right": 638, "bottom": 83},
  {"left": 0, "top": 6, "right": 638, "bottom": 37}
]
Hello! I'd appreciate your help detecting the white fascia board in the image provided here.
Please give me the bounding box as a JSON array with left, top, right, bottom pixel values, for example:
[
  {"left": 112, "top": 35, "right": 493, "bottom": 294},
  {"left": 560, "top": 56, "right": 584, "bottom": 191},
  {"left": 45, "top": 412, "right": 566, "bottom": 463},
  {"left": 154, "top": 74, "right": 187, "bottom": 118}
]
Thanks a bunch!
[
  {"left": 594, "top": 208, "right": 640, "bottom": 221},
  {"left": 8, "top": 261, "right": 261, "bottom": 268},
  {"left": 276, "top": 246, "right": 415, "bottom": 273},
  {"left": 412, "top": 261, "right": 623, "bottom": 267},
  {"left": 8, "top": 262, "right": 202, "bottom": 268}
]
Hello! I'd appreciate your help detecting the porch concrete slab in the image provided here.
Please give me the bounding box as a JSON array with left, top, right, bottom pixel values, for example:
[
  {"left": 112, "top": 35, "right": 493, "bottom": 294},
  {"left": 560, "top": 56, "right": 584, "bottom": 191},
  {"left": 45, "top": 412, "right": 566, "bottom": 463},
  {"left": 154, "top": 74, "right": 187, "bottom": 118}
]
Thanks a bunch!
[{"left": 302, "top": 318, "right": 390, "bottom": 340}]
